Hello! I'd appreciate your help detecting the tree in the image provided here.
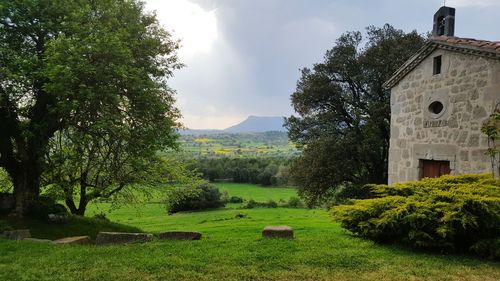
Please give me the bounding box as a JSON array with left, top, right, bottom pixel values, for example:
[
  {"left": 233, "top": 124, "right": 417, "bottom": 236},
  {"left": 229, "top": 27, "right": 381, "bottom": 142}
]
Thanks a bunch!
[
  {"left": 285, "top": 25, "right": 426, "bottom": 206},
  {"left": 0, "top": 0, "right": 181, "bottom": 216},
  {"left": 481, "top": 103, "right": 500, "bottom": 179},
  {"left": 42, "top": 131, "right": 198, "bottom": 216}
]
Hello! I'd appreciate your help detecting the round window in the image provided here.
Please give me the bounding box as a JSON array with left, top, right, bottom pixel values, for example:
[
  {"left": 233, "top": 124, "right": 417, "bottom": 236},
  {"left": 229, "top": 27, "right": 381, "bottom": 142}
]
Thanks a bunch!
[{"left": 428, "top": 101, "right": 444, "bottom": 115}]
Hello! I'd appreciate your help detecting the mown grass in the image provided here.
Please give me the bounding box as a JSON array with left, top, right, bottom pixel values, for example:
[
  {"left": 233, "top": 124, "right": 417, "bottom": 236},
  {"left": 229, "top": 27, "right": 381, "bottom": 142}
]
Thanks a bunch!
[
  {"left": 0, "top": 183, "right": 499, "bottom": 281},
  {"left": 216, "top": 182, "right": 298, "bottom": 202}
]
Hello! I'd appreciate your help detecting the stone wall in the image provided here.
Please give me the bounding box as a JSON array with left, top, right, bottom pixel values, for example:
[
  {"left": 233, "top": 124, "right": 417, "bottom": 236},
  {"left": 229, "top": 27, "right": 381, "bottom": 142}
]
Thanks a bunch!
[{"left": 388, "top": 49, "right": 500, "bottom": 184}]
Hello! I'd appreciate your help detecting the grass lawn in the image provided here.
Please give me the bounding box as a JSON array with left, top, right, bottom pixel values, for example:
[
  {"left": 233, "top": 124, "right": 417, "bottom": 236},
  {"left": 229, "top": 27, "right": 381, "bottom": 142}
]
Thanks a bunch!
[
  {"left": 1, "top": 183, "right": 499, "bottom": 281},
  {"left": 216, "top": 182, "right": 298, "bottom": 202}
]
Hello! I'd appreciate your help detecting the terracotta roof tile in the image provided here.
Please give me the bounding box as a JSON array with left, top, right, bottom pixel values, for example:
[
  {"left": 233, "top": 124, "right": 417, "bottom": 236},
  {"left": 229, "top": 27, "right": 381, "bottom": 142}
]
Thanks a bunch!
[{"left": 432, "top": 36, "right": 500, "bottom": 54}]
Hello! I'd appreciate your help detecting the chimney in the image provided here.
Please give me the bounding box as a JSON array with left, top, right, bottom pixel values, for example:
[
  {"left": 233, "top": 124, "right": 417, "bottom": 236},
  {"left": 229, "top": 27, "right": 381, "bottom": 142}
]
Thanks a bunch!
[{"left": 433, "top": 6, "right": 455, "bottom": 37}]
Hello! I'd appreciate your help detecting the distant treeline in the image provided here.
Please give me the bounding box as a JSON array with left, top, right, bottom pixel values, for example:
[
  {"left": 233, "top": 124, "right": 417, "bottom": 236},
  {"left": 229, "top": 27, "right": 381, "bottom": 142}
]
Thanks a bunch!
[{"left": 190, "top": 157, "right": 293, "bottom": 186}]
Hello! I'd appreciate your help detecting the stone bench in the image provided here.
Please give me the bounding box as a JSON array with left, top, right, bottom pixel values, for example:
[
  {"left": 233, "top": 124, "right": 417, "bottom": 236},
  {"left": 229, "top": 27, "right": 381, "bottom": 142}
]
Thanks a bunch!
[
  {"left": 262, "top": 226, "right": 293, "bottom": 239},
  {"left": 159, "top": 231, "right": 202, "bottom": 240},
  {"left": 23, "top": 238, "right": 53, "bottom": 243},
  {"left": 53, "top": 236, "right": 91, "bottom": 245},
  {"left": 96, "top": 232, "right": 153, "bottom": 245}
]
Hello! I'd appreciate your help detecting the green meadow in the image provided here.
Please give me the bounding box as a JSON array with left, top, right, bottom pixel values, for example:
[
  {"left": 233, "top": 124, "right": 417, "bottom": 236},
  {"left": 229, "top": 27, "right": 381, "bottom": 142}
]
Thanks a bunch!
[{"left": 1, "top": 183, "right": 499, "bottom": 281}]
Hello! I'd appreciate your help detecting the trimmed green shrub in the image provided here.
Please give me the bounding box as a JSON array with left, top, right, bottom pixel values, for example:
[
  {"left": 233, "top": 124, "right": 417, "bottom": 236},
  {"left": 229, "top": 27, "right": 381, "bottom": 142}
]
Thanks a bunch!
[
  {"left": 331, "top": 174, "right": 500, "bottom": 258},
  {"left": 166, "top": 182, "right": 225, "bottom": 214},
  {"left": 228, "top": 196, "right": 244, "bottom": 203}
]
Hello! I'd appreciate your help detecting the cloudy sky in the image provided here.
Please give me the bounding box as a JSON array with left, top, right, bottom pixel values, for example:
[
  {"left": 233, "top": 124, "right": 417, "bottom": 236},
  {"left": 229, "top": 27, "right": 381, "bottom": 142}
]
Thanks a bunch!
[{"left": 145, "top": 0, "right": 500, "bottom": 129}]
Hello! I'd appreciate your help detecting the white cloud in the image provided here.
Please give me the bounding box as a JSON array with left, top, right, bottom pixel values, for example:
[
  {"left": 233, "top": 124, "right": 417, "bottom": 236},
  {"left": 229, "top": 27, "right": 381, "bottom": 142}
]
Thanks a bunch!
[
  {"left": 446, "top": 0, "right": 500, "bottom": 7},
  {"left": 145, "top": 0, "right": 218, "bottom": 60}
]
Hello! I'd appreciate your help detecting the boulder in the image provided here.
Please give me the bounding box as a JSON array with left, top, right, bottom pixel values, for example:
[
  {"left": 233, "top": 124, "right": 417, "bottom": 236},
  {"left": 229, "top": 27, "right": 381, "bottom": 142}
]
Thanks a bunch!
[
  {"left": 47, "top": 213, "right": 69, "bottom": 224},
  {"left": 159, "top": 231, "right": 202, "bottom": 240},
  {"left": 96, "top": 232, "right": 153, "bottom": 245},
  {"left": 53, "top": 236, "right": 91, "bottom": 245},
  {"left": 23, "top": 238, "right": 53, "bottom": 243},
  {"left": 2, "top": 229, "right": 31, "bottom": 240},
  {"left": 262, "top": 226, "right": 294, "bottom": 239}
]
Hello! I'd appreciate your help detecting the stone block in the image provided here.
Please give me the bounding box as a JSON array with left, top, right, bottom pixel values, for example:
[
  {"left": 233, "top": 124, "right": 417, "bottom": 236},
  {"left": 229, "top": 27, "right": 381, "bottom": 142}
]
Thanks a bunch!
[
  {"left": 262, "top": 226, "right": 293, "bottom": 239},
  {"left": 2, "top": 229, "right": 31, "bottom": 240},
  {"left": 96, "top": 232, "right": 153, "bottom": 245},
  {"left": 23, "top": 238, "right": 53, "bottom": 243},
  {"left": 159, "top": 231, "right": 202, "bottom": 240},
  {"left": 53, "top": 236, "right": 91, "bottom": 245},
  {"left": 47, "top": 213, "right": 69, "bottom": 224}
]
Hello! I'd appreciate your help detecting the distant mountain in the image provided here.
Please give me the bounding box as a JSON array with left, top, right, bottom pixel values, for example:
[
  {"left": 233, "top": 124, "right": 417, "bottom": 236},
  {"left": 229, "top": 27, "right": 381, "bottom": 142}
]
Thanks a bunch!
[
  {"left": 223, "top": 116, "right": 286, "bottom": 133},
  {"left": 179, "top": 116, "right": 287, "bottom": 135},
  {"left": 178, "top": 129, "right": 221, "bottom": 136}
]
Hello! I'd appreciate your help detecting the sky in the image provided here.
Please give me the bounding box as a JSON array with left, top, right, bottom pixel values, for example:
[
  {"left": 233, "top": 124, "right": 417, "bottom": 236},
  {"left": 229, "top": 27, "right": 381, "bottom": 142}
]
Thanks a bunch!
[{"left": 145, "top": 0, "right": 500, "bottom": 129}]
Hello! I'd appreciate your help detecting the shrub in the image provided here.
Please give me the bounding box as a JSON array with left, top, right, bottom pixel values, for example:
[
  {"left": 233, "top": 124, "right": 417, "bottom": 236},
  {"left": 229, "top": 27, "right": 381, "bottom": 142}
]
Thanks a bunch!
[
  {"left": 244, "top": 199, "right": 258, "bottom": 209},
  {"left": 166, "top": 182, "right": 225, "bottom": 214},
  {"left": 287, "top": 196, "right": 305, "bottom": 208},
  {"left": 27, "top": 196, "right": 69, "bottom": 221},
  {"left": 265, "top": 200, "right": 278, "bottom": 208},
  {"left": 331, "top": 174, "right": 500, "bottom": 258},
  {"left": 228, "top": 196, "right": 244, "bottom": 203},
  {"left": 242, "top": 199, "right": 278, "bottom": 208}
]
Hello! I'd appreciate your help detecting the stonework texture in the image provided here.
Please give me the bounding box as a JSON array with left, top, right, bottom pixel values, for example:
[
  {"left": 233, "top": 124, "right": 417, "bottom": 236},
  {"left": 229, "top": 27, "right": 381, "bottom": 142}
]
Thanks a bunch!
[{"left": 389, "top": 49, "right": 500, "bottom": 184}]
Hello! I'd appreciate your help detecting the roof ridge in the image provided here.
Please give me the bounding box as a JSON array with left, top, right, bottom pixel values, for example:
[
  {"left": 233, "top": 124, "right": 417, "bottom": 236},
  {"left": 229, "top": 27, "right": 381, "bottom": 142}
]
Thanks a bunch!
[{"left": 383, "top": 36, "right": 500, "bottom": 89}]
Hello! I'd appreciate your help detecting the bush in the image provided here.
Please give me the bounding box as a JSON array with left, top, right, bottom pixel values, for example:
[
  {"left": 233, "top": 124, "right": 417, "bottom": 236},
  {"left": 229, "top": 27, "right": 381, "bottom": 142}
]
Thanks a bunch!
[
  {"left": 287, "top": 196, "right": 305, "bottom": 208},
  {"left": 228, "top": 196, "right": 244, "bottom": 203},
  {"left": 27, "top": 196, "right": 69, "bottom": 221},
  {"left": 265, "top": 200, "right": 278, "bottom": 208},
  {"left": 331, "top": 174, "right": 500, "bottom": 258},
  {"left": 242, "top": 199, "right": 278, "bottom": 208},
  {"left": 166, "top": 182, "right": 225, "bottom": 214},
  {"left": 244, "top": 199, "right": 258, "bottom": 209}
]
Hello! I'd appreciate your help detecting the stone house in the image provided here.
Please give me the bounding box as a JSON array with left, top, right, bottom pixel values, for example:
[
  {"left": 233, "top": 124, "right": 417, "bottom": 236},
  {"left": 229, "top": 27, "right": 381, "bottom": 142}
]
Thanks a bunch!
[{"left": 384, "top": 6, "right": 500, "bottom": 184}]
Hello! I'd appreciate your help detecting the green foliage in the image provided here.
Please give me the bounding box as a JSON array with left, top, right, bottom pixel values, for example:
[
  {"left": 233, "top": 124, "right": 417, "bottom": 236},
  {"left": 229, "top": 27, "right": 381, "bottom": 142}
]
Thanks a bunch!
[
  {"left": 228, "top": 196, "right": 244, "bottom": 203},
  {"left": 165, "top": 182, "right": 225, "bottom": 214},
  {"left": 331, "top": 174, "right": 500, "bottom": 258},
  {"left": 192, "top": 157, "right": 292, "bottom": 186},
  {"left": 180, "top": 132, "right": 298, "bottom": 158},
  {"left": 286, "top": 196, "right": 305, "bottom": 208},
  {"left": 0, "top": 0, "right": 181, "bottom": 216},
  {"left": 285, "top": 25, "right": 426, "bottom": 206},
  {"left": 242, "top": 199, "right": 278, "bottom": 209},
  {"left": 0, "top": 169, "right": 12, "bottom": 193},
  {"left": 481, "top": 108, "right": 500, "bottom": 179}
]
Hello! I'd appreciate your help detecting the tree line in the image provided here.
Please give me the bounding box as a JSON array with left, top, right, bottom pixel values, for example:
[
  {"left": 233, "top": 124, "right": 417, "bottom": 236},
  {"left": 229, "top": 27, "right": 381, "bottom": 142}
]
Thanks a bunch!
[{"left": 190, "top": 157, "right": 292, "bottom": 186}]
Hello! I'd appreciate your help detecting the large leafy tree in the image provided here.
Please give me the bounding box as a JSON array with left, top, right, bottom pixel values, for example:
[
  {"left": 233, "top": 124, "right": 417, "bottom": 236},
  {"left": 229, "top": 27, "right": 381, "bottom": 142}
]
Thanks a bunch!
[
  {"left": 285, "top": 25, "right": 426, "bottom": 206},
  {"left": 0, "top": 0, "right": 181, "bottom": 216}
]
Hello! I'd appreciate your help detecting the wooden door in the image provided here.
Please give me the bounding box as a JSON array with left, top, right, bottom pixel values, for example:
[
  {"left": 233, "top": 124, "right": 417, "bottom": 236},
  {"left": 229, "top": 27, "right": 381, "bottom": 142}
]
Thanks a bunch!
[{"left": 421, "top": 160, "right": 451, "bottom": 179}]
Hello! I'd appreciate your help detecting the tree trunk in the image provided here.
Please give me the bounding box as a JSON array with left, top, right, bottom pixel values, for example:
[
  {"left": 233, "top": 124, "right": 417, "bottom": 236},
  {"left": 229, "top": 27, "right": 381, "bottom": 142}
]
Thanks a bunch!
[
  {"left": 75, "top": 199, "right": 88, "bottom": 216},
  {"left": 10, "top": 164, "right": 41, "bottom": 217},
  {"left": 65, "top": 196, "right": 78, "bottom": 214}
]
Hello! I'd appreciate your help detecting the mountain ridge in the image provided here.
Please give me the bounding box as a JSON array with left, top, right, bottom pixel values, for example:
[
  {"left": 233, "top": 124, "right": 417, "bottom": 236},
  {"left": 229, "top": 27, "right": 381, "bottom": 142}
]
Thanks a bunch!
[{"left": 180, "top": 116, "right": 286, "bottom": 135}]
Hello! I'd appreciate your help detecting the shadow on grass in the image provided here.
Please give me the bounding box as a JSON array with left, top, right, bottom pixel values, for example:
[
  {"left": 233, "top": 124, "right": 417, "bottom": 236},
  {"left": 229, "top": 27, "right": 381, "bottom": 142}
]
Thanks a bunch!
[{"left": 2, "top": 215, "right": 142, "bottom": 241}]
